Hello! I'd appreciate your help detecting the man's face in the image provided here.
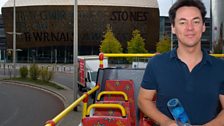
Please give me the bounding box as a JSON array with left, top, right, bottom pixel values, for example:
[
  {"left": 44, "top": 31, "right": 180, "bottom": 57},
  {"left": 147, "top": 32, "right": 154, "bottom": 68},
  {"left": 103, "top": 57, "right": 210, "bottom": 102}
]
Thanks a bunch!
[{"left": 172, "top": 6, "right": 205, "bottom": 48}]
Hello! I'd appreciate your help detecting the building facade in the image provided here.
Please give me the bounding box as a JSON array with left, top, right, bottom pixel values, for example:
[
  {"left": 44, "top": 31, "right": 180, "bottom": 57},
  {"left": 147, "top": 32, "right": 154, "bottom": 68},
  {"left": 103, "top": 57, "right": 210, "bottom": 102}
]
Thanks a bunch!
[
  {"left": 1, "top": 0, "right": 160, "bottom": 63},
  {"left": 211, "top": 0, "right": 224, "bottom": 53},
  {"left": 0, "top": 15, "right": 6, "bottom": 62}
]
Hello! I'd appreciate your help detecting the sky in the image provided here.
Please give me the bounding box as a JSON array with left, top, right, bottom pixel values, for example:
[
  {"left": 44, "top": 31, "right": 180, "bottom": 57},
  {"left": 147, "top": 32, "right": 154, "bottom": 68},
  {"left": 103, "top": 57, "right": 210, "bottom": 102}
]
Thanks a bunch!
[
  {"left": 0, "top": 0, "right": 210, "bottom": 16},
  {"left": 0, "top": 0, "right": 8, "bottom": 14}
]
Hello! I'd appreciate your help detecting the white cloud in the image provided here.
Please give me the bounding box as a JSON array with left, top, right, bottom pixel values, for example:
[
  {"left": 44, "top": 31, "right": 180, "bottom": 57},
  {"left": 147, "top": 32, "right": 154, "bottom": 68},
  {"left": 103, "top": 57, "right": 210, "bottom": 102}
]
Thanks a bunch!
[{"left": 0, "top": 0, "right": 8, "bottom": 14}]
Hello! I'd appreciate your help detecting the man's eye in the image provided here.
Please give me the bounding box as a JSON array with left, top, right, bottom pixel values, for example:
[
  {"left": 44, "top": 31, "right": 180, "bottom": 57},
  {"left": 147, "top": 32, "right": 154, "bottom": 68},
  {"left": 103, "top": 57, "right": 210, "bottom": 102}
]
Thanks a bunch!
[
  {"left": 179, "top": 21, "right": 186, "bottom": 25},
  {"left": 193, "top": 20, "right": 200, "bottom": 24}
]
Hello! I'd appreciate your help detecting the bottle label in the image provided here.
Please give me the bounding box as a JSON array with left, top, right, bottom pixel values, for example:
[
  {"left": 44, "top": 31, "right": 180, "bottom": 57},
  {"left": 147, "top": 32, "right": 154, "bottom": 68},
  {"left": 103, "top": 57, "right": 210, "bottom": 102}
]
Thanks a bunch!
[{"left": 167, "top": 98, "right": 190, "bottom": 124}]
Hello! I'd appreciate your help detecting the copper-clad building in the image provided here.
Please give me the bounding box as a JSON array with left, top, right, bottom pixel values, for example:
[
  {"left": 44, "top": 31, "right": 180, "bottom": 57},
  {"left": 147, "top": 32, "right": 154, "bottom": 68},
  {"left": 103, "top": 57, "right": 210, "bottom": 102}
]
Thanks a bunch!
[{"left": 2, "top": 0, "right": 159, "bottom": 63}]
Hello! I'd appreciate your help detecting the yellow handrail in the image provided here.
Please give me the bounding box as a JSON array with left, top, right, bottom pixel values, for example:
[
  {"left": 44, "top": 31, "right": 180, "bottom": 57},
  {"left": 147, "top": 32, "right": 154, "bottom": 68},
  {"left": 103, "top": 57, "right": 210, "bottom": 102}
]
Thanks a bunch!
[
  {"left": 210, "top": 54, "right": 224, "bottom": 58},
  {"left": 103, "top": 53, "right": 156, "bottom": 57},
  {"left": 99, "top": 53, "right": 224, "bottom": 68},
  {"left": 45, "top": 52, "right": 224, "bottom": 126},
  {"left": 45, "top": 85, "right": 100, "bottom": 126},
  {"left": 86, "top": 103, "right": 127, "bottom": 117},
  {"left": 97, "top": 91, "right": 128, "bottom": 101},
  {"left": 103, "top": 53, "right": 224, "bottom": 58}
]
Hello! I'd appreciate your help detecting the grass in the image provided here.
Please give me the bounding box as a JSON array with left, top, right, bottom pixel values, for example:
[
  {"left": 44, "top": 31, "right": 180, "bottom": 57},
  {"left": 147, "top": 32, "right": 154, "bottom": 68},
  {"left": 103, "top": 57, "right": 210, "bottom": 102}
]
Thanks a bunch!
[{"left": 11, "top": 77, "right": 64, "bottom": 90}]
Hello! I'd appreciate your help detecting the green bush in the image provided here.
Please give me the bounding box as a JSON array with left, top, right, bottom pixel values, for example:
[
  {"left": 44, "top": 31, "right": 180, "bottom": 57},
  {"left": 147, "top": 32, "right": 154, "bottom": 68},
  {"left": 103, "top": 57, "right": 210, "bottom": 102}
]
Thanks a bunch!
[
  {"left": 156, "top": 35, "right": 171, "bottom": 53},
  {"left": 100, "top": 24, "right": 123, "bottom": 53},
  {"left": 29, "top": 64, "right": 40, "bottom": 80},
  {"left": 19, "top": 66, "right": 28, "bottom": 78},
  {"left": 40, "top": 67, "right": 54, "bottom": 82}
]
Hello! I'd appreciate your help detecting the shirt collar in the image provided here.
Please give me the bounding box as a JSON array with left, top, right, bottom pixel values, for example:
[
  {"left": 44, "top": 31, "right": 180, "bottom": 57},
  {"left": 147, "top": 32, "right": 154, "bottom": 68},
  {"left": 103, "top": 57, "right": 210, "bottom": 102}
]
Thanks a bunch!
[
  {"left": 169, "top": 48, "right": 212, "bottom": 65},
  {"left": 169, "top": 48, "right": 178, "bottom": 59},
  {"left": 201, "top": 49, "right": 212, "bottom": 65}
]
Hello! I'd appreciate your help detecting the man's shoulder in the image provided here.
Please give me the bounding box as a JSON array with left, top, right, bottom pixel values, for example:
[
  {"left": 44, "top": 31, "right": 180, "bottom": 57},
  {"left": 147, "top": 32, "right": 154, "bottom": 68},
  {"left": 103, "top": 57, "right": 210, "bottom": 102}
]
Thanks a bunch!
[
  {"left": 209, "top": 55, "right": 224, "bottom": 63},
  {"left": 209, "top": 55, "right": 224, "bottom": 67},
  {"left": 150, "top": 51, "right": 172, "bottom": 62}
]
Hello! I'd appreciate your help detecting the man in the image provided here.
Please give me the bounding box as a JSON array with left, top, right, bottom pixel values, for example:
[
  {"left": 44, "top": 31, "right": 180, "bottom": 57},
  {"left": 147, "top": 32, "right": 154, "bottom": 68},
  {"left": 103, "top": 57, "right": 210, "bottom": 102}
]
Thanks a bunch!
[{"left": 138, "top": 0, "right": 224, "bottom": 126}]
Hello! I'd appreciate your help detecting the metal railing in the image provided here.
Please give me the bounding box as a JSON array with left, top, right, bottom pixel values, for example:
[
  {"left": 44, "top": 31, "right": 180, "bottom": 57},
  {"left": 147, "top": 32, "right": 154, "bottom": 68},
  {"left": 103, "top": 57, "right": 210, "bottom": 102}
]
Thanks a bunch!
[
  {"left": 45, "top": 52, "right": 224, "bottom": 126},
  {"left": 45, "top": 85, "right": 99, "bottom": 126},
  {"left": 99, "top": 53, "right": 224, "bottom": 68}
]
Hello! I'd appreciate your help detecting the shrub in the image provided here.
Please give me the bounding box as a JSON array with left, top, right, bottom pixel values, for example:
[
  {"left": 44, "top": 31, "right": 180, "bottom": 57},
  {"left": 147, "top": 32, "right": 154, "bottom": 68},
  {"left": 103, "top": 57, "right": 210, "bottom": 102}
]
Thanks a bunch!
[
  {"left": 127, "top": 29, "right": 148, "bottom": 62},
  {"left": 156, "top": 35, "right": 171, "bottom": 53},
  {"left": 40, "top": 67, "right": 54, "bottom": 82},
  {"left": 100, "top": 24, "right": 123, "bottom": 53},
  {"left": 29, "top": 64, "right": 40, "bottom": 80},
  {"left": 19, "top": 66, "right": 28, "bottom": 78}
]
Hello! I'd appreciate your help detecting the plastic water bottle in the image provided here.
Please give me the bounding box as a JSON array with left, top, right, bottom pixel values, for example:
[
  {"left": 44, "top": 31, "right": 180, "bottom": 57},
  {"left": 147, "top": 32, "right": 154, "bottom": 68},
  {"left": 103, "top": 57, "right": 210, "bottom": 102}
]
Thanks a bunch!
[{"left": 167, "top": 98, "right": 191, "bottom": 126}]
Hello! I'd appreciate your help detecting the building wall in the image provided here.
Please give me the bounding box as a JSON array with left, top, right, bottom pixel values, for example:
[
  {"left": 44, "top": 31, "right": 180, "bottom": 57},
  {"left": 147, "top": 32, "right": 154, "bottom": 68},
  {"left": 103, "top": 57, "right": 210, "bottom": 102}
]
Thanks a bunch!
[
  {"left": 2, "top": 6, "right": 159, "bottom": 51},
  {"left": 0, "top": 15, "right": 6, "bottom": 62},
  {"left": 211, "top": 0, "right": 224, "bottom": 53},
  {"left": 2, "top": 5, "right": 159, "bottom": 63}
]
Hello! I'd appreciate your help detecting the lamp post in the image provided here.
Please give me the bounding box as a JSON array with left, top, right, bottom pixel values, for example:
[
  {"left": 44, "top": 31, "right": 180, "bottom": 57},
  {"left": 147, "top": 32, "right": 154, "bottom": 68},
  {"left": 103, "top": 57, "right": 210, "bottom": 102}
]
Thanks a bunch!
[
  {"left": 13, "top": 0, "right": 16, "bottom": 78},
  {"left": 170, "top": 0, "right": 175, "bottom": 50},
  {"left": 6, "top": 31, "right": 22, "bottom": 77},
  {"left": 73, "top": 0, "right": 78, "bottom": 110},
  {"left": 3, "top": 49, "right": 6, "bottom": 75}
]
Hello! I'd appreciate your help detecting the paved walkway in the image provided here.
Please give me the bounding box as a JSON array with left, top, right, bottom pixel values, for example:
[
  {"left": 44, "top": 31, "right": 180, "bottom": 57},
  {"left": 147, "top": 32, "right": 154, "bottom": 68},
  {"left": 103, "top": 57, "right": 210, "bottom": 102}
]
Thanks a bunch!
[
  {"left": 0, "top": 63, "right": 74, "bottom": 74},
  {"left": 0, "top": 75, "right": 82, "bottom": 126}
]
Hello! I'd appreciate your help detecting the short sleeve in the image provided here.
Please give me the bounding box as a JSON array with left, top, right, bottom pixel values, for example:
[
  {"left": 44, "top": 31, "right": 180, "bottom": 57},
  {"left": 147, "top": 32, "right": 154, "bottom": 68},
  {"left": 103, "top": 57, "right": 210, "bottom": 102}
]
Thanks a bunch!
[
  {"left": 218, "top": 60, "right": 224, "bottom": 95},
  {"left": 141, "top": 58, "right": 158, "bottom": 90},
  {"left": 220, "top": 82, "right": 224, "bottom": 95}
]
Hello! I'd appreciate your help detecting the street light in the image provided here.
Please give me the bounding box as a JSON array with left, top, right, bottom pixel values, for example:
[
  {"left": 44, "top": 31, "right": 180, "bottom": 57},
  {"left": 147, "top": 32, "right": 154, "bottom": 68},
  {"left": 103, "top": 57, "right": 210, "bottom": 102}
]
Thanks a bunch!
[
  {"left": 6, "top": 31, "right": 22, "bottom": 78},
  {"left": 73, "top": 0, "right": 78, "bottom": 110},
  {"left": 13, "top": 0, "right": 16, "bottom": 78},
  {"left": 170, "top": 0, "right": 174, "bottom": 50}
]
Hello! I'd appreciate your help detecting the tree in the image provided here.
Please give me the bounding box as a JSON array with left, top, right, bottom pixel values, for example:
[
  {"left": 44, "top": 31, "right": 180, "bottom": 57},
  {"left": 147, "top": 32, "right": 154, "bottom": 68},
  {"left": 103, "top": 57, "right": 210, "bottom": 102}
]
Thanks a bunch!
[
  {"left": 156, "top": 35, "right": 171, "bottom": 53},
  {"left": 127, "top": 29, "right": 147, "bottom": 63},
  {"left": 127, "top": 29, "right": 148, "bottom": 53},
  {"left": 100, "top": 24, "right": 123, "bottom": 53}
]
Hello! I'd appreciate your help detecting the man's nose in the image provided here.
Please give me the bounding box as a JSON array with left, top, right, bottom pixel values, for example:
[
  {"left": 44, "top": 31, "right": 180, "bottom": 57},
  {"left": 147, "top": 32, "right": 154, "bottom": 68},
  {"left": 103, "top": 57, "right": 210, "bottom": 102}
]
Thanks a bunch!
[{"left": 186, "top": 22, "right": 194, "bottom": 30}]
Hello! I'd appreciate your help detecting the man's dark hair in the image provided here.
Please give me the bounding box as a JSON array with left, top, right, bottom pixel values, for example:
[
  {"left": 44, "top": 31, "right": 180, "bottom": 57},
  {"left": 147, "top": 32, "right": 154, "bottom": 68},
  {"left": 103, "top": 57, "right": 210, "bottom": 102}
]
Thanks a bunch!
[{"left": 168, "top": 0, "right": 207, "bottom": 25}]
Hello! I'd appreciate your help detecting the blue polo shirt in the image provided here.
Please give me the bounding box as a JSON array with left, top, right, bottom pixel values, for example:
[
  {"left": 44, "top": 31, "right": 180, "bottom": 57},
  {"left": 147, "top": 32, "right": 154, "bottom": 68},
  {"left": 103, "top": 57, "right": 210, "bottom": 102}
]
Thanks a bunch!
[{"left": 141, "top": 49, "right": 224, "bottom": 125}]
